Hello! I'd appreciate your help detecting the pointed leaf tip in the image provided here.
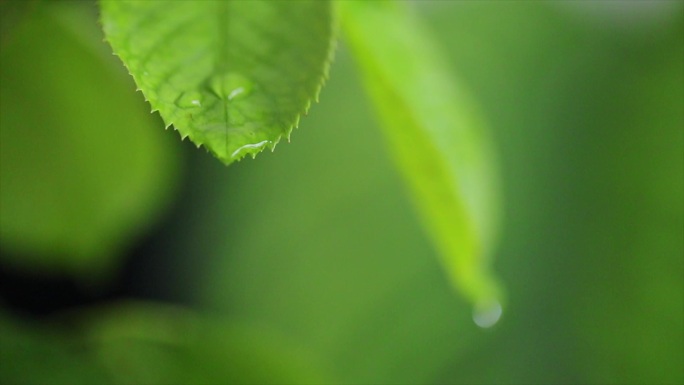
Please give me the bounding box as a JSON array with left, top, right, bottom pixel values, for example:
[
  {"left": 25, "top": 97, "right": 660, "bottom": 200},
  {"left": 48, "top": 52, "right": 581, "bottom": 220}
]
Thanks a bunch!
[{"left": 340, "top": 0, "right": 504, "bottom": 307}]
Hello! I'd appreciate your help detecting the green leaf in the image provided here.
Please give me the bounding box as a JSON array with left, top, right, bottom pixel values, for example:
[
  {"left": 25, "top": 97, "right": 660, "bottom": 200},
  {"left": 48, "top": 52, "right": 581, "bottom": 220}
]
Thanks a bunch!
[
  {"left": 82, "top": 302, "right": 330, "bottom": 384},
  {"left": 340, "top": 1, "right": 503, "bottom": 314},
  {"left": 100, "top": 0, "right": 337, "bottom": 165},
  {"left": 0, "top": 311, "right": 110, "bottom": 385},
  {"left": 1, "top": 302, "right": 329, "bottom": 385},
  {"left": 0, "top": 1, "right": 179, "bottom": 277}
]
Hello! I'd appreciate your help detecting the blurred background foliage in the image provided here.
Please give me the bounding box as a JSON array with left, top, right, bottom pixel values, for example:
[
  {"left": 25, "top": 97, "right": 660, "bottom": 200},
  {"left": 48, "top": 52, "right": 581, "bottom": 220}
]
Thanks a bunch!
[{"left": 0, "top": 1, "right": 682, "bottom": 384}]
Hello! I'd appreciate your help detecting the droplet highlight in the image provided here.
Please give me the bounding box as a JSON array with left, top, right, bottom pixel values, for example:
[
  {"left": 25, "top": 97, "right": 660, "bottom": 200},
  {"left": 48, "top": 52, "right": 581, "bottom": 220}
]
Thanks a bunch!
[
  {"left": 231, "top": 140, "right": 272, "bottom": 159},
  {"left": 472, "top": 300, "right": 502, "bottom": 328},
  {"left": 228, "top": 87, "right": 245, "bottom": 101},
  {"left": 209, "top": 72, "right": 252, "bottom": 101},
  {"left": 175, "top": 91, "right": 203, "bottom": 109}
]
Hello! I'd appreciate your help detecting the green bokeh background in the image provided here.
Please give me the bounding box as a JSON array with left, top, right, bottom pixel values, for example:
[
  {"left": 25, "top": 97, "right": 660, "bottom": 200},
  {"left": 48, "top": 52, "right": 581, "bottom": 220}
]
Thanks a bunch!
[{"left": 1, "top": 1, "right": 682, "bottom": 384}]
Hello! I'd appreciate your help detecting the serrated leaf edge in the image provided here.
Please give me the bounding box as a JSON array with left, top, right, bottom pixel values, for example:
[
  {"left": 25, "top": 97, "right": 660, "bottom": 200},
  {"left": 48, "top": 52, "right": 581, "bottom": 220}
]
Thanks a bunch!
[{"left": 100, "top": 2, "right": 339, "bottom": 165}]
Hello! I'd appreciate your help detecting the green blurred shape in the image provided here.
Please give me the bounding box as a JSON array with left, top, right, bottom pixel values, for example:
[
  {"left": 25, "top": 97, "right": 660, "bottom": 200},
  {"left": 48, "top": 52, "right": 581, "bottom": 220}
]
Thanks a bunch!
[
  {"left": 0, "top": 311, "right": 111, "bottom": 385},
  {"left": 0, "top": 1, "right": 180, "bottom": 277},
  {"left": 83, "top": 302, "right": 330, "bottom": 384},
  {"left": 339, "top": 0, "right": 503, "bottom": 313},
  {"left": 1, "top": 302, "right": 329, "bottom": 385}
]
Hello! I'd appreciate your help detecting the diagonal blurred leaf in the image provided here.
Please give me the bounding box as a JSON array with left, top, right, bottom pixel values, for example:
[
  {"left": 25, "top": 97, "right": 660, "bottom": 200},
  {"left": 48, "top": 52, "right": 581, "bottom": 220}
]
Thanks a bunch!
[
  {"left": 340, "top": 1, "right": 503, "bottom": 313},
  {"left": 100, "top": 0, "right": 337, "bottom": 165}
]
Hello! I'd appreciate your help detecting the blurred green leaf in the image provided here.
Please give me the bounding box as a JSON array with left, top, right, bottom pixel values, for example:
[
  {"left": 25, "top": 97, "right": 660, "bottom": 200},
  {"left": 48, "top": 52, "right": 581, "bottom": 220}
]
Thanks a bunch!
[
  {"left": 1, "top": 302, "right": 329, "bottom": 385},
  {"left": 82, "top": 302, "right": 330, "bottom": 384},
  {"left": 100, "top": 0, "right": 337, "bottom": 164},
  {"left": 339, "top": 1, "right": 503, "bottom": 311},
  {"left": 0, "top": 1, "right": 179, "bottom": 276},
  {"left": 0, "top": 311, "right": 110, "bottom": 385}
]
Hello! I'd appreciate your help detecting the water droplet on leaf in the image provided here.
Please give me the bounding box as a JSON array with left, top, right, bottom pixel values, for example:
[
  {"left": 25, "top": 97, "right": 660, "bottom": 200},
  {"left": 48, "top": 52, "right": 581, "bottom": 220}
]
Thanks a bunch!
[
  {"left": 230, "top": 140, "right": 271, "bottom": 159},
  {"left": 175, "top": 92, "right": 203, "bottom": 109},
  {"left": 209, "top": 72, "right": 252, "bottom": 101}
]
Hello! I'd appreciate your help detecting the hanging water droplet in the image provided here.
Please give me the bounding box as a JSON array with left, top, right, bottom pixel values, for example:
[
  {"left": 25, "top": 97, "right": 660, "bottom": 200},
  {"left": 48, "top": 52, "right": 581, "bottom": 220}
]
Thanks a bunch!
[
  {"left": 209, "top": 72, "right": 253, "bottom": 101},
  {"left": 175, "top": 91, "right": 203, "bottom": 109},
  {"left": 472, "top": 300, "right": 502, "bottom": 328}
]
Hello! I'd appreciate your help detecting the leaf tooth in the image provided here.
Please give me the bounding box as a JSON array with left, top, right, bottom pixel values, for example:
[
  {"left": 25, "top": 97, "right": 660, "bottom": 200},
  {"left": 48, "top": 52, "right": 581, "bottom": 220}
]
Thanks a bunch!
[
  {"left": 283, "top": 123, "right": 295, "bottom": 143},
  {"left": 102, "top": 1, "right": 336, "bottom": 167},
  {"left": 274, "top": 6, "right": 337, "bottom": 153},
  {"left": 312, "top": 19, "right": 338, "bottom": 105}
]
